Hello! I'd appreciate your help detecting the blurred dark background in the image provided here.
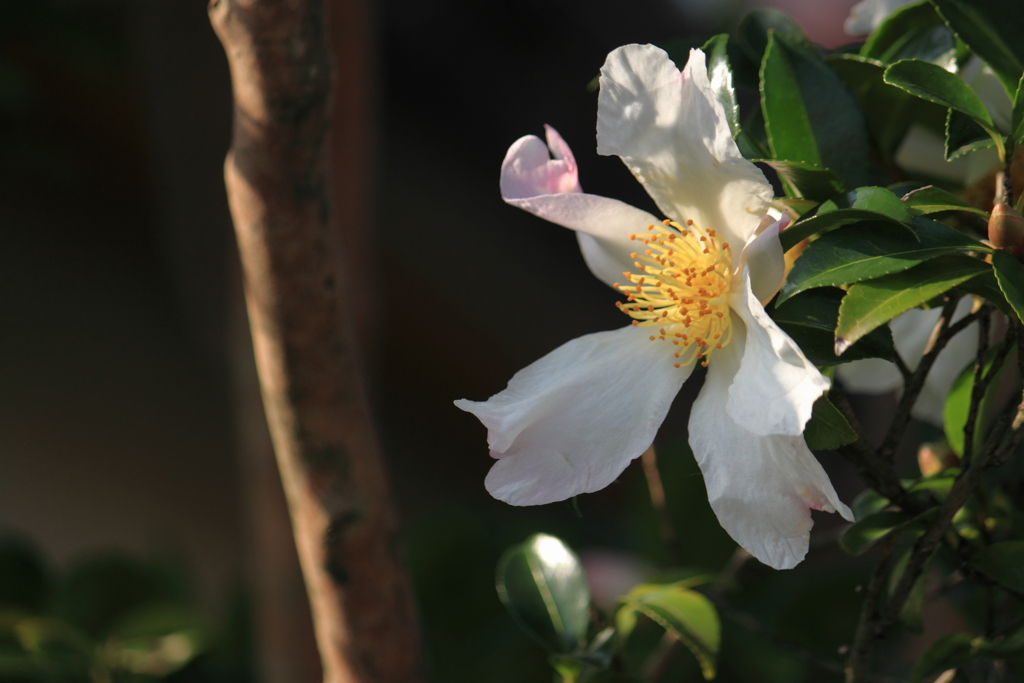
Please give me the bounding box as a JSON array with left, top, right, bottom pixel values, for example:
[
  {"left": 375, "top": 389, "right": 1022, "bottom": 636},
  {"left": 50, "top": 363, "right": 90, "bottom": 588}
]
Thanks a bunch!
[{"left": 0, "top": 1, "right": 911, "bottom": 682}]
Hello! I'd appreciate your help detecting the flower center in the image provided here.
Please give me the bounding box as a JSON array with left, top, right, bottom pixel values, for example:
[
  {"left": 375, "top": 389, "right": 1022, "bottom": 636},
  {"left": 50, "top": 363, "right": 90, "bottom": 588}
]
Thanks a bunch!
[{"left": 613, "top": 219, "right": 734, "bottom": 368}]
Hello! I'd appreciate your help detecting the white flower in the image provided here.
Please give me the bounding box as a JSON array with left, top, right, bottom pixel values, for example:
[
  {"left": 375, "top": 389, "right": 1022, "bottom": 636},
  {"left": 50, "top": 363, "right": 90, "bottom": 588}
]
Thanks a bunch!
[{"left": 455, "top": 45, "right": 853, "bottom": 570}]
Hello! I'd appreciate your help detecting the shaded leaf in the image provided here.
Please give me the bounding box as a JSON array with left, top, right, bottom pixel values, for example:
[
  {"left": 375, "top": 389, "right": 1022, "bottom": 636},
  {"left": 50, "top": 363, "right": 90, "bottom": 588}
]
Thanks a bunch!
[
  {"left": 702, "top": 34, "right": 739, "bottom": 138},
  {"left": 780, "top": 186, "right": 914, "bottom": 251},
  {"left": 840, "top": 510, "right": 912, "bottom": 555},
  {"left": 991, "top": 249, "right": 1024, "bottom": 322},
  {"left": 850, "top": 488, "right": 891, "bottom": 521},
  {"left": 888, "top": 547, "right": 934, "bottom": 633},
  {"left": 55, "top": 555, "right": 184, "bottom": 639},
  {"left": 781, "top": 218, "right": 987, "bottom": 303},
  {"left": 496, "top": 534, "right": 591, "bottom": 653},
  {"left": 738, "top": 8, "right": 810, "bottom": 63},
  {"left": 901, "top": 185, "right": 989, "bottom": 216},
  {"left": 771, "top": 287, "right": 895, "bottom": 366},
  {"left": 945, "top": 108, "right": 997, "bottom": 161},
  {"left": 1013, "top": 72, "right": 1024, "bottom": 144},
  {"left": 754, "top": 159, "right": 842, "bottom": 201},
  {"left": 618, "top": 584, "right": 719, "bottom": 681},
  {"left": 932, "top": 0, "right": 1024, "bottom": 94},
  {"left": 957, "top": 270, "right": 1013, "bottom": 316},
  {"left": 885, "top": 58, "right": 994, "bottom": 125},
  {"left": 803, "top": 395, "right": 857, "bottom": 450},
  {"left": 884, "top": 58, "right": 1004, "bottom": 159},
  {"left": 835, "top": 255, "right": 989, "bottom": 351},
  {"left": 760, "top": 32, "right": 871, "bottom": 190},
  {"left": 828, "top": 54, "right": 932, "bottom": 164},
  {"left": 911, "top": 632, "right": 973, "bottom": 683},
  {"left": 971, "top": 541, "right": 1024, "bottom": 594},
  {"left": 907, "top": 468, "right": 960, "bottom": 500},
  {"left": 943, "top": 341, "right": 1013, "bottom": 456},
  {"left": 861, "top": 1, "right": 955, "bottom": 68}
]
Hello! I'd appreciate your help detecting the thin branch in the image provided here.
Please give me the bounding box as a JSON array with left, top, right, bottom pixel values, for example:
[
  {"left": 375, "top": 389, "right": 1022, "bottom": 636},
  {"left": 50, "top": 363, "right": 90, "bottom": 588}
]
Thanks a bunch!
[
  {"left": 830, "top": 384, "right": 921, "bottom": 514},
  {"left": 845, "top": 534, "right": 898, "bottom": 683},
  {"left": 893, "top": 351, "right": 913, "bottom": 385},
  {"left": 641, "top": 446, "right": 678, "bottom": 565},
  {"left": 879, "top": 299, "right": 989, "bottom": 460}
]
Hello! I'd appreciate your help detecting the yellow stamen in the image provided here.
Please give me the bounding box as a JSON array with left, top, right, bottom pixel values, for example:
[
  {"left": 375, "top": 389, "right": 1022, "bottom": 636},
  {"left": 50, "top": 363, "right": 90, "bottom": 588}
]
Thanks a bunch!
[{"left": 614, "top": 219, "right": 734, "bottom": 368}]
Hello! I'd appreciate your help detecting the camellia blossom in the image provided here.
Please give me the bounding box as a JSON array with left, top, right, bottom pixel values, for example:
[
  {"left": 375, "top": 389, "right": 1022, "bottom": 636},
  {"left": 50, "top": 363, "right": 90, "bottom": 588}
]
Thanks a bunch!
[{"left": 455, "top": 45, "right": 853, "bottom": 570}]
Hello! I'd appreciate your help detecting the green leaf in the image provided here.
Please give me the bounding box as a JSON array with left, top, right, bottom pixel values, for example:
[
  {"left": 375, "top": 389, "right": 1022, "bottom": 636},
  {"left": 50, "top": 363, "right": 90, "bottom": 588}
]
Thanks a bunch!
[
  {"left": 618, "top": 584, "right": 720, "bottom": 680},
  {"left": 761, "top": 32, "right": 819, "bottom": 166},
  {"left": 760, "top": 32, "right": 871, "bottom": 190},
  {"left": 885, "top": 58, "right": 993, "bottom": 125},
  {"left": 932, "top": 0, "right": 1024, "bottom": 94},
  {"left": 911, "top": 632, "right": 974, "bottom": 683},
  {"left": 781, "top": 218, "right": 987, "bottom": 303},
  {"left": 828, "top": 54, "right": 933, "bottom": 164},
  {"left": 907, "top": 468, "right": 960, "bottom": 499},
  {"left": 702, "top": 34, "right": 740, "bottom": 139},
  {"left": 884, "top": 58, "right": 1005, "bottom": 158},
  {"left": 771, "top": 288, "right": 896, "bottom": 366},
  {"left": 943, "top": 341, "right": 1013, "bottom": 456},
  {"left": 887, "top": 547, "right": 934, "bottom": 633},
  {"left": 496, "top": 534, "right": 591, "bottom": 653},
  {"left": 978, "top": 622, "right": 1024, "bottom": 655},
  {"left": 55, "top": 555, "right": 184, "bottom": 639},
  {"left": 850, "top": 488, "right": 892, "bottom": 521},
  {"left": 738, "top": 8, "right": 810, "bottom": 63},
  {"left": 840, "top": 510, "right": 912, "bottom": 555},
  {"left": 754, "top": 159, "right": 842, "bottom": 201},
  {"left": 104, "top": 603, "right": 210, "bottom": 676},
  {"left": 10, "top": 616, "right": 96, "bottom": 677},
  {"left": 803, "top": 395, "right": 857, "bottom": 450},
  {"left": 991, "top": 249, "right": 1024, "bottom": 322},
  {"left": 780, "top": 186, "right": 914, "bottom": 251},
  {"left": 861, "top": 1, "right": 955, "bottom": 68},
  {"left": 901, "top": 185, "right": 989, "bottom": 216},
  {"left": 834, "top": 255, "right": 990, "bottom": 351},
  {"left": 1012, "top": 72, "right": 1024, "bottom": 144},
  {"left": 971, "top": 541, "right": 1024, "bottom": 593},
  {"left": 945, "top": 108, "right": 997, "bottom": 161},
  {"left": 957, "top": 270, "right": 1013, "bottom": 316}
]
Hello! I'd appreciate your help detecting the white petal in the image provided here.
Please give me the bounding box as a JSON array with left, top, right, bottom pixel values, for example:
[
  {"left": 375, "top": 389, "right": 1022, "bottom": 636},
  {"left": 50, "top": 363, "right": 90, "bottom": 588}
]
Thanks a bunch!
[
  {"left": 503, "top": 192, "right": 661, "bottom": 287},
  {"left": 690, "top": 330, "right": 853, "bottom": 570},
  {"left": 455, "top": 326, "right": 691, "bottom": 506},
  {"left": 596, "top": 45, "right": 772, "bottom": 256},
  {"left": 726, "top": 269, "right": 830, "bottom": 436},
  {"left": 500, "top": 126, "right": 581, "bottom": 200},
  {"left": 740, "top": 216, "right": 786, "bottom": 304}
]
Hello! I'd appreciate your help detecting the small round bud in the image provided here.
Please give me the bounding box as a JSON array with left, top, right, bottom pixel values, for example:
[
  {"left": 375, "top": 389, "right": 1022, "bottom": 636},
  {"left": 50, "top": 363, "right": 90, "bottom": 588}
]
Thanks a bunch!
[
  {"left": 917, "top": 440, "right": 959, "bottom": 477},
  {"left": 988, "top": 202, "right": 1024, "bottom": 259}
]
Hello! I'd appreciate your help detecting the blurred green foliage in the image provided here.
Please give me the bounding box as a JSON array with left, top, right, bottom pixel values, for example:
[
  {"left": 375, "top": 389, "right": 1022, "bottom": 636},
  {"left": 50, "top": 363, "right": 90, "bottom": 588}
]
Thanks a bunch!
[{"left": 0, "top": 535, "right": 253, "bottom": 683}]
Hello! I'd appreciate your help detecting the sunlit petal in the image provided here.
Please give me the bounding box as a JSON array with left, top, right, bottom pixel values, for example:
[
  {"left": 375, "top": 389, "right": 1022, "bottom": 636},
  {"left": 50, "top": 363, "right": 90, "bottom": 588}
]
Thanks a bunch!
[
  {"left": 455, "top": 326, "right": 690, "bottom": 506},
  {"left": 596, "top": 45, "right": 772, "bottom": 255},
  {"left": 690, "top": 326, "right": 853, "bottom": 569},
  {"left": 727, "top": 269, "right": 830, "bottom": 436}
]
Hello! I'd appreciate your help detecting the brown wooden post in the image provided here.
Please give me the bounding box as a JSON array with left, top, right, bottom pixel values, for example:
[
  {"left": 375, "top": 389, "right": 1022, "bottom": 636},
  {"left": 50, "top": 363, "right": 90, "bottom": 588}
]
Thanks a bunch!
[{"left": 208, "top": 1, "right": 423, "bottom": 681}]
